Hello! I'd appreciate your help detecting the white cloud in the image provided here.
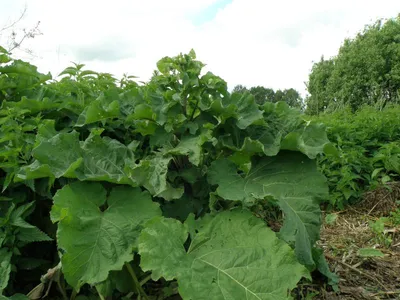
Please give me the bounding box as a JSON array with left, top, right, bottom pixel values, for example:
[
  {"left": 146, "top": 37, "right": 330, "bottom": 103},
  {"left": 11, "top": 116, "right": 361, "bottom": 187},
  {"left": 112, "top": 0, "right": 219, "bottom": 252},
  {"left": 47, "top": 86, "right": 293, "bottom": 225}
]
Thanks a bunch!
[{"left": 1, "top": 0, "right": 399, "bottom": 95}]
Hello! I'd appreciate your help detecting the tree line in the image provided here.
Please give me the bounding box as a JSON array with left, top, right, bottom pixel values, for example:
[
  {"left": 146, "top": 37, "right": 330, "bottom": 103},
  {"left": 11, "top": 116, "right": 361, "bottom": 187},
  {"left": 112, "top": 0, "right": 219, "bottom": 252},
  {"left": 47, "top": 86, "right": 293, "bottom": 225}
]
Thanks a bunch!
[
  {"left": 305, "top": 14, "right": 400, "bottom": 115},
  {"left": 232, "top": 85, "right": 304, "bottom": 108},
  {"left": 234, "top": 15, "right": 400, "bottom": 115}
]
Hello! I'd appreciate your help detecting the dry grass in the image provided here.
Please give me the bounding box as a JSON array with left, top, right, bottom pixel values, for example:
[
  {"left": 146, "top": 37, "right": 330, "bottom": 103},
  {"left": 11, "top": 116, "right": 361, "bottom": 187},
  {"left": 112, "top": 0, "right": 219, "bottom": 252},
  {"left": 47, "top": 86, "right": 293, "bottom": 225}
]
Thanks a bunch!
[
  {"left": 313, "top": 183, "right": 400, "bottom": 300},
  {"left": 359, "top": 182, "right": 400, "bottom": 217}
]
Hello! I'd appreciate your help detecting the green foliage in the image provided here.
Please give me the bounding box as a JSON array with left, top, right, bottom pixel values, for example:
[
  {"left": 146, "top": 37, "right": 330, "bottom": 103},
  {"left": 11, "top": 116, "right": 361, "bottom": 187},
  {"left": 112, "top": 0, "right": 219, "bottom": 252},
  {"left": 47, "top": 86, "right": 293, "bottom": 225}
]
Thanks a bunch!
[
  {"left": 357, "top": 248, "right": 384, "bottom": 258},
  {"left": 309, "top": 105, "right": 400, "bottom": 208},
  {"left": 305, "top": 57, "right": 335, "bottom": 115},
  {"left": 0, "top": 48, "right": 335, "bottom": 299},
  {"left": 232, "top": 84, "right": 303, "bottom": 108},
  {"left": 208, "top": 152, "right": 328, "bottom": 267},
  {"left": 368, "top": 208, "right": 400, "bottom": 248},
  {"left": 0, "top": 200, "right": 52, "bottom": 294},
  {"left": 369, "top": 218, "right": 393, "bottom": 248},
  {"left": 250, "top": 86, "right": 275, "bottom": 104},
  {"left": 324, "top": 213, "right": 338, "bottom": 225},
  {"left": 51, "top": 182, "right": 161, "bottom": 290},
  {"left": 275, "top": 88, "right": 303, "bottom": 109},
  {"left": 306, "top": 15, "right": 400, "bottom": 114},
  {"left": 0, "top": 295, "right": 28, "bottom": 300},
  {"left": 139, "top": 210, "right": 309, "bottom": 299}
]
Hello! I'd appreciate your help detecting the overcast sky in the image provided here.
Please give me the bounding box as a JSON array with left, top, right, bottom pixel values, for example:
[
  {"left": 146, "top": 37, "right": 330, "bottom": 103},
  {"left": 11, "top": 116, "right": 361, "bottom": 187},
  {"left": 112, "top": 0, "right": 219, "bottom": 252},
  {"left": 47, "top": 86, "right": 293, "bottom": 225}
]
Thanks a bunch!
[{"left": 1, "top": 0, "right": 400, "bottom": 95}]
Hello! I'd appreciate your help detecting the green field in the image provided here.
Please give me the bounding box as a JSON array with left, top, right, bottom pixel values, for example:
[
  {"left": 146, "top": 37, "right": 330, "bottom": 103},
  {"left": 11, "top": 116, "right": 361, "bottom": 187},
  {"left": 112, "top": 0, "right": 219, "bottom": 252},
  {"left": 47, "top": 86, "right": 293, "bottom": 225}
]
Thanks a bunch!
[{"left": 1, "top": 15, "right": 400, "bottom": 300}]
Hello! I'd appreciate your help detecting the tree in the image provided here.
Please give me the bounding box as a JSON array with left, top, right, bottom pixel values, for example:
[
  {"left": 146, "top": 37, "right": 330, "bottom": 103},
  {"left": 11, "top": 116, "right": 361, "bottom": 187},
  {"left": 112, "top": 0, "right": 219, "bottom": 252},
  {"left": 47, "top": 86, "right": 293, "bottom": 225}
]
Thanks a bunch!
[
  {"left": 249, "top": 86, "right": 275, "bottom": 104},
  {"left": 306, "top": 15, "right": 400, "bottom": 114},
  {"left": 233, "top": 84, "right": 303, "bottom": 108},
  {"left": 282, "top": 88, "right": 303, "bottom": 109},
  {"left": 305, "top": 57, "right": 335, "bottom": 115},
  {"left": 0, "top": 5, "right": 42, "bottom": 57},
  {"left": 232, "top": 84, "right": 248, "bottom": 94},
  {"left": 273, "top": 89, "right": 303, "bottom": 109}
]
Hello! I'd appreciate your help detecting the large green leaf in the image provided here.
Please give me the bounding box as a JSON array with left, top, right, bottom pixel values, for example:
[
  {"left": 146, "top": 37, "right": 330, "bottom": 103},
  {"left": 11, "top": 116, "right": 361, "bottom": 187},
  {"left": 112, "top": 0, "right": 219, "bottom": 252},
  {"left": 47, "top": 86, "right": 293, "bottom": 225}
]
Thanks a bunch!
[
  {"left": 201, "top": 98, "right": 236, "bottom": 124},
  {"left": 208, "top": 151, "right": 328, "bottom": 266},
  {"left": 139, "top": 210, "right": 308, "bottom": 300},
  {"left": 281, "top": 122, "right": 333, "bottom": 159},
  {"left": 207, "top": 92, "right": 263, "bottom": 129},
  {"left": 0, "top": 60, "right": 50, "bottom": 79},
  {"left": 231, "top": 92, "right": 264, "bottom": 129},
  {"left": 220, "top": 102, "right": 333, "bottom": 159},
  {"left": 76, "top": 94, "right": 120, "bottom": 126},
  {"left": 126, "top": 154, "right": 182, "bottom": 198},
  {"left": 312, "top": 248, "right": 339, "bottom": 290},
  {"left": 1, "top": 97, "right": 60, "bottom": 115},
  {"left": 76, "top": 134, "right": 135, "bottom": 184},
  {"left": 18, "top": 130, "right": 136, "bottom": 184},
  {"left": 17, "top": 131, "right": 82, "bottom": 180},
  {"left": 167, "top": 131, "right": 214, "bottom": 166},
  {"left": 51, "top": 182, "right": 161, "bottom": 290},
  {"left": 0, "top": 248, "right": 12, "bottom": 292}
]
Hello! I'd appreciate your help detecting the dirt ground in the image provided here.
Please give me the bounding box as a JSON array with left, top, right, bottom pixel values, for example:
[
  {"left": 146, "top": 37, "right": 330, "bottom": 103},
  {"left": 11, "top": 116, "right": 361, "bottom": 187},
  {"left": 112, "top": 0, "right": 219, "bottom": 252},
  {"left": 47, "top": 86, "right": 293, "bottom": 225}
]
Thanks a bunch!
[{"left": 313, "top": 183, "right": 400, "bottom": 300}]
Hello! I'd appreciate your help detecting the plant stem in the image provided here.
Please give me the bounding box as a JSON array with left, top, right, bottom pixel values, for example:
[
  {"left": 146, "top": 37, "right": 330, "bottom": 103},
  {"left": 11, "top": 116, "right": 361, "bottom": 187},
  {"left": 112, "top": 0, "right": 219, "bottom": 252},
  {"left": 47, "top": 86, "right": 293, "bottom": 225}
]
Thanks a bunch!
[
  {"left": 189, "top": 97, "right": 200, "bottom": 121},
  {"left": 139, "top": 274, "right": 152, "bottom": 286},
  {"left": 57, "top": 280, "right": 68, "bottom": 300},
  {"left": 95, "top": 285, "right": 107, "bottom": 300},
  {"left": 125, "top": 262, "right": 149, "bottom": 300},
  {"left": 182, "top": 93, "right": 188, "bottom": 117},
  {"left": 70, "top": 289, "right": 77, "bottom": 300}
]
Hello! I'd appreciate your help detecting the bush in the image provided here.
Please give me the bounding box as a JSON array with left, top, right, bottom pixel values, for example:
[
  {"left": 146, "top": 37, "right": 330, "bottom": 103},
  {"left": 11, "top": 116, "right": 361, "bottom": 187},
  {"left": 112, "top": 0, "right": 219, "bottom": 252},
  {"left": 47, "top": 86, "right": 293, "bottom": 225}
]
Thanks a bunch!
[
  {"left": 310, "top": 104, "right": 400, "bottom": 208},
  {"left": 0, "top": 47, "right": 340, "bottom": 299}
]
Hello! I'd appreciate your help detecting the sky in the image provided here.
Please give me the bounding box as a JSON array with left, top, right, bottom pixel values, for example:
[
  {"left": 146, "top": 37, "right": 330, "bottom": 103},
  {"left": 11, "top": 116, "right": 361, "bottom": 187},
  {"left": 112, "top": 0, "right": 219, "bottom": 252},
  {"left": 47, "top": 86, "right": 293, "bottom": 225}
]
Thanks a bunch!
[{"left": 1, "top": 0, "right": 400, "bottom": 96}]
